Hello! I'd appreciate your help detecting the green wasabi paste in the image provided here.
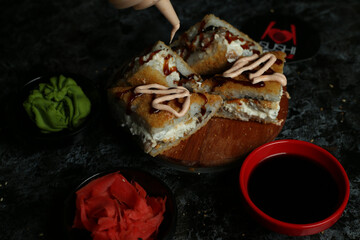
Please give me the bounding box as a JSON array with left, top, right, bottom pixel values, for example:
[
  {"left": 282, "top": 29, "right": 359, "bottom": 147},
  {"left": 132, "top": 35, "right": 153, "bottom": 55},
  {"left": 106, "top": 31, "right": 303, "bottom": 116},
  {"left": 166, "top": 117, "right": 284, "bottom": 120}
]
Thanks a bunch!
[{"left": 23, "top": 75, "right": 91, "bottom": 133}]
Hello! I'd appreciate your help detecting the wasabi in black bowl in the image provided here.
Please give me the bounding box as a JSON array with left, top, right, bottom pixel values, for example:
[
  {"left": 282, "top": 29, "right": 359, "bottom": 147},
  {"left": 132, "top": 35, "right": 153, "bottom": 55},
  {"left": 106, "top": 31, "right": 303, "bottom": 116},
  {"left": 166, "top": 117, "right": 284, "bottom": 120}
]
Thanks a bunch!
[{"left": 11, "top": 73, "right": 100, "bottom": 145}]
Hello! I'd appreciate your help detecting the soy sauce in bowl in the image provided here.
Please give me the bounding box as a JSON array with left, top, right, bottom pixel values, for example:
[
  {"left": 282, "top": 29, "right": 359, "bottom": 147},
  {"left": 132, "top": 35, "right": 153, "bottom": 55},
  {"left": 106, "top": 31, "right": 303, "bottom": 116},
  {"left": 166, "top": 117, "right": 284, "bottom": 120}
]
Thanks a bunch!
[
  {"left": 248, "top": 154, "right": 340, "bottom": 224},
  {"left": 239, "top": 140, "right": 350, "bottom": 236}
]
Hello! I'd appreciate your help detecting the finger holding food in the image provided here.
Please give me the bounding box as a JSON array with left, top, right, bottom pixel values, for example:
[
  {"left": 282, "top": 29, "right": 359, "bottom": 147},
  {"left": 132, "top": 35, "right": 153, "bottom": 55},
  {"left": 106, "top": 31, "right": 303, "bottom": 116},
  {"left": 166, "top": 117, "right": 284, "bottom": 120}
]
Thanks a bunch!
[{"left": 109, "top": 0, "right": 180, "bottom": 43}]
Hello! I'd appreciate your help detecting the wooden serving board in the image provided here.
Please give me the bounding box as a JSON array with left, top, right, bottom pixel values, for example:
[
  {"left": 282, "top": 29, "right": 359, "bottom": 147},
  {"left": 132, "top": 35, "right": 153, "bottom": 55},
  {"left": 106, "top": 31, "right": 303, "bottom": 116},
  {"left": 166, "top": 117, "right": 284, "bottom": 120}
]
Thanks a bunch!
[{"left": 159, "top": 90, "right": 289, "bottom": 168}]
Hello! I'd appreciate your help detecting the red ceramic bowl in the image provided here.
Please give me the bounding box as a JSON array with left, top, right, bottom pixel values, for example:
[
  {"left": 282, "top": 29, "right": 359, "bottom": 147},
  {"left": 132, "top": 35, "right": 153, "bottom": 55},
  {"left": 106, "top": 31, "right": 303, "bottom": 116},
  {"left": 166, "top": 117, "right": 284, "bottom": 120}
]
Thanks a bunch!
[
  {"left": 64, "top": 169, "right": 177, "bottom": 240},
  {"left": 239, "top": 139, "right": 350, "bottom": 236}
]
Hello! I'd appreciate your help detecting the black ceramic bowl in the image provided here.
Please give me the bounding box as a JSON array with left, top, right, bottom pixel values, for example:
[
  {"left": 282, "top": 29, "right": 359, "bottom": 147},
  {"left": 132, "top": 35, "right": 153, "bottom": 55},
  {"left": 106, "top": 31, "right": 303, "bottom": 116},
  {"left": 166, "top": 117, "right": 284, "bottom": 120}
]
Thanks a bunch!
[
  {"left": 11, "top": 73, "right": 100, "bottom": 145},
  {"left": 63, "top": 169, "right": 177, "bottom": 240}
]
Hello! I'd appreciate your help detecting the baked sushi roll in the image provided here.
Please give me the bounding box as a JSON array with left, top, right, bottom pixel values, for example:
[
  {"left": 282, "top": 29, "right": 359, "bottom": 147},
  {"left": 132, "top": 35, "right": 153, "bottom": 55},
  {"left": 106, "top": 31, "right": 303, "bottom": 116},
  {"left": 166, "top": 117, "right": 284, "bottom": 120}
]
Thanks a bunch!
[
  {"left": 200, "top": 51, "right": 287, "bottom": 125},
  {"left": 171, "top": 14, "right": 262, "bottom": 75},
  {"left": 199, "top": 51, "right": 286, "bottom": 101},
  {"left": 114, "top": 41, "right": 202, "bottom": 91},
  {"left": 108, "top": 84, "right": 223, "bottom": 156}
]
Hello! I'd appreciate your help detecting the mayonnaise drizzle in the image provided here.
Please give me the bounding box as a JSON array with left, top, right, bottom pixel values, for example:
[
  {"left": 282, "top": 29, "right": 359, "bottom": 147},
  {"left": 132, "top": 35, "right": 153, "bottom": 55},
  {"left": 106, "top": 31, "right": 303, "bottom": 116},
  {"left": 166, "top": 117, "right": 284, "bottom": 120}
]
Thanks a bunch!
[
  {"left": 223, "top": 53, "right": 287, "bottom": 86},
  {"left": 134, "top": 84, "right": 190, "bottom": 117}
]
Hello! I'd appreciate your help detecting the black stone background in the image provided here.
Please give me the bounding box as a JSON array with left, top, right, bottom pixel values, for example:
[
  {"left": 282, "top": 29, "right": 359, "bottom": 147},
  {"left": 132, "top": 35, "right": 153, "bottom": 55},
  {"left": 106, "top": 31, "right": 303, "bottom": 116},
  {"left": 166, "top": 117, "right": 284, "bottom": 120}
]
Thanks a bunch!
[{"left": 1, "top": 0, "right": 360, "bottom": 239}]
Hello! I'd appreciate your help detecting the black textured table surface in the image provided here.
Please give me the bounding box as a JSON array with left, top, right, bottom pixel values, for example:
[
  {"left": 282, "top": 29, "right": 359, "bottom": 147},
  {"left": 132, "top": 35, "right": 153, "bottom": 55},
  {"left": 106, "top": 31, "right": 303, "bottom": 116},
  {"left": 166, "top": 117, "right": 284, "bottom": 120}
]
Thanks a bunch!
[{"left": 1, "top": 0, "right": 360, "bottom": 239}]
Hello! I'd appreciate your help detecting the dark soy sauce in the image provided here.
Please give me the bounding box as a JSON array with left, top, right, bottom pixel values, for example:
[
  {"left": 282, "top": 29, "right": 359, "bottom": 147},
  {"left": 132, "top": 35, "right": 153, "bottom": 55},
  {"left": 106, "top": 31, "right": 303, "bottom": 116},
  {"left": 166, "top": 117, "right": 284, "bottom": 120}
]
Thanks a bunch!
[{"left": 248, "top": 154, "right": 340, "bottom": 224}]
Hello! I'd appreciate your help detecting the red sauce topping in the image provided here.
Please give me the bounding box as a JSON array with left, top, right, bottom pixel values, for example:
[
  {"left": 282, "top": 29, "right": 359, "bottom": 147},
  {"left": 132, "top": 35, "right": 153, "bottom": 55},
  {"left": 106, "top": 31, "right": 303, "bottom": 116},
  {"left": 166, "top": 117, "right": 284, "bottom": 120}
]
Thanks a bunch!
[
  {"left": 201, "top": 33, "right": 215, "bottom": 51},
  {"left": 182, "top": 33, "right": 189, "bottom": 43},
  {"left": 193, "top": 20, "right": 206, "bottom": 49},
  {"left": 264, "top": 68, "right": 275, "bottom": 75},
  {"left": 275, "top": 59, "right": 283, "bottom": 65},
  {"left": 198, "top": 20, "right": 206, "bottom": 34},
  {"left": 198, "top": 33, "right": 205, "bottom": 45},
  {"left": 225, "top": 31, "right": 241, "bottom": 44},
  {"left": 252, "top": 50, "right": 261, "bottom": 55},
  {"left": 174, "top": 24, "right": 262, "bottom": 62},
  {"left": 163, "top": 54, "right": 178, "bottom": 76},
  {"left": 224, "top": 31, "right": 261, "bottom": 55},
  {"left": 241, "top": 43, "right": 249, "bottom": 49},
  {"left": 139, "top": 50, "right": 161, "bottom": 65},
  {"left": 176, "top": 73, "right": 197, "bottom": 86}
]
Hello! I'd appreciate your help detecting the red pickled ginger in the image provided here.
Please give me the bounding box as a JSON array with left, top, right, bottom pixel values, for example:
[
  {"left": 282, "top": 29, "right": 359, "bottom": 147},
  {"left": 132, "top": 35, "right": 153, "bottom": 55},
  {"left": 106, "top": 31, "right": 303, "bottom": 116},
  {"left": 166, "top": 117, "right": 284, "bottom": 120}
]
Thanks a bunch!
[{"left": 72, "top": 172, "right": 166, "bottom": 240}]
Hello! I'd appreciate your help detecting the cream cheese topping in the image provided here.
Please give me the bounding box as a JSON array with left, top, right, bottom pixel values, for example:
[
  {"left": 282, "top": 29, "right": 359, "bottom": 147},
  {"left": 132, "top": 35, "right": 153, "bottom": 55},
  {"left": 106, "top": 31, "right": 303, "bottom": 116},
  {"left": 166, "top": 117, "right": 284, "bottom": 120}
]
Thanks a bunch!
[
  {"left": 132, "top": 49, "right": 181, "bottom": 85},
  {"left": 120, "top": 112, "right": 158, "bottom": 148},
  {"left": 225, "top": 39, "right": 244, "bottom": 62},
  {"left": 121, "top": 105, "right": 197, "bottom": 150},
  {"left": 223, "top": 100, "right": 280, "bottom": 121},
  {"left": 152, "top": 117, "right": 197, "bottom": 143}
]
